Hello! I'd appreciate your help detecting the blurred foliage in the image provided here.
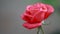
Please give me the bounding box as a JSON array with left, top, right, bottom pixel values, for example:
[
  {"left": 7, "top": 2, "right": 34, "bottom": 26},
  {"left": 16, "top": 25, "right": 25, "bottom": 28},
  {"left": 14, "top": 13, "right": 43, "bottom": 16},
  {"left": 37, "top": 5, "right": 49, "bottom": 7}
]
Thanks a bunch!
[
  {"left": 26, "top": 0, "right": 60, "bottom": 6},
  {"left": 41, "top": 0, "right": 60, "bottom": 14}
]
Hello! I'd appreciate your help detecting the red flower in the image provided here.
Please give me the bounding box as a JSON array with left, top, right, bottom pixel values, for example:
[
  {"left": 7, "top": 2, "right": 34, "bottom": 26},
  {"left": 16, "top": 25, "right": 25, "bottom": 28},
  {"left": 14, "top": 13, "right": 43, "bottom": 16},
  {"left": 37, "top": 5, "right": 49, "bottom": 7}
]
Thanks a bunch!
[{"left": 21, "top": 3, "right": 54, "bottom": 29}]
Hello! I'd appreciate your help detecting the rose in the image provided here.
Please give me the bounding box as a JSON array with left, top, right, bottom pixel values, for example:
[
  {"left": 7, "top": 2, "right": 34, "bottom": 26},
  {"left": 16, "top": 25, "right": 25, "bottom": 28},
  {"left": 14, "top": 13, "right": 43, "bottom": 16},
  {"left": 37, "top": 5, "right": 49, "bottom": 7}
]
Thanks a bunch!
[{"left": 21, "top": 3, "right": 54, "bottom": 29}]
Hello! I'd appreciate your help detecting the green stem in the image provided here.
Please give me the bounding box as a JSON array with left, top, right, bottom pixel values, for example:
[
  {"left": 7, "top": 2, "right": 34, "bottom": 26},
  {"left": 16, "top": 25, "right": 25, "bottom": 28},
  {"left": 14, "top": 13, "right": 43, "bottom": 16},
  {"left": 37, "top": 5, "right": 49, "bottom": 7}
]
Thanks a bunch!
[
  {"left": 40, "top": 26, "right": 44, "bottom": 34},
  {"left": 37, "top": 26, "right": 44, "bottom": 34},
  {"left": 37, "top": 26, "right": 41, "bottom": 34}
]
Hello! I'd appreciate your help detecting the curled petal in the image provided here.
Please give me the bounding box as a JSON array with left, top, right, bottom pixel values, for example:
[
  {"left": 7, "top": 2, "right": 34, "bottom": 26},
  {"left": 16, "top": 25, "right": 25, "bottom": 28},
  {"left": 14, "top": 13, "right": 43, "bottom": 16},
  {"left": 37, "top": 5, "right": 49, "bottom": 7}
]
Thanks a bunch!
[
  {"left": 44, "top": 4, "right": 54, "bottom": 19},
  {"left": 26, "top": 5, "right": 32, "bottom": 11},
  {"left": 23, "top": 22, "right": 42, "bottom": 29},
  {"left": 21, "top": 13, "right": 33, "bottom": 21},
  {"left": 46, "top": 4, "right": 54, "bottom": 12}
]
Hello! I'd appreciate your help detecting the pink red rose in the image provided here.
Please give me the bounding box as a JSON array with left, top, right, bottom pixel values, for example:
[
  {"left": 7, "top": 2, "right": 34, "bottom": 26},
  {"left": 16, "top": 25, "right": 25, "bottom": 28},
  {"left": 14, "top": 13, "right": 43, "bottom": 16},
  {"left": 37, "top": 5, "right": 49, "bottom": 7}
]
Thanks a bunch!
[{"left": 21, "top": 3, "right": 54, "bottom": 29}]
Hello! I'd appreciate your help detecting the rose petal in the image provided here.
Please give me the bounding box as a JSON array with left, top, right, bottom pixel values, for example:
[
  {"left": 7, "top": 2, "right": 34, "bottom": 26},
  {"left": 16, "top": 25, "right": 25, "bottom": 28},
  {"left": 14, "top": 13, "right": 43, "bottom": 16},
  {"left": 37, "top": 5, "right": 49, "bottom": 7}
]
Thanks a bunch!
[
  {"left": 21, "top": 13, "right": 33, "bottom": 21},
  {"left": 46, "top": 4, "right": 54, "bottom": 12},
  {"left": 44, "top": 4, "right": 54, "bottom": 19},
  {"left": 23, "top": 22, "right": 42, "bottom": 29}
]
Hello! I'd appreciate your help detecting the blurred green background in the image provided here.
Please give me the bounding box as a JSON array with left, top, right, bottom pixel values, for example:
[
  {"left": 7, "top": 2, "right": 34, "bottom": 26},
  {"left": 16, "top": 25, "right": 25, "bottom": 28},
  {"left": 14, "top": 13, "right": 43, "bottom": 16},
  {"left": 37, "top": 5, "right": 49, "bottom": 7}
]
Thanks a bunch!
[{"left": 0, "top": 0, "right": 60, "bottom": 34}]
